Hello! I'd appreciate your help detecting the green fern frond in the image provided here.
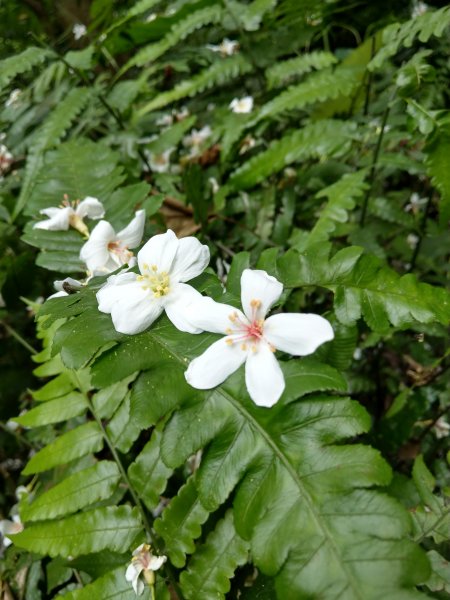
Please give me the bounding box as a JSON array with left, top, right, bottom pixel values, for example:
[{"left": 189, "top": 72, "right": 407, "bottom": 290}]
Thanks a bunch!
[
  {"left": 137, "top": 54, "right": 252, "bottom": 116},
  {"left": 266, "top": 50, "right": 337, "bottom": 88},
  {"left": 0, "top": 47, "right": 52, "bottom": 92},
  {"left": 127, "top": 4, "right": 224, "bottom": 69},
  {"left": 225, "top": 0, "right": 278, "bottom": 31},
  {"left": 425, "top": 119, "right": 450, "bottom": 226},
  {"left": 369, "top": 5, "right": 450, "bottom": 71}
]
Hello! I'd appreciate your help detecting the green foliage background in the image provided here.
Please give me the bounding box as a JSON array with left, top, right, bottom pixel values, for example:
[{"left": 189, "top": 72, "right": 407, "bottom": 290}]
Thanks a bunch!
[{"left": 0, "top": 0, "right": 449, "bottom": 598}]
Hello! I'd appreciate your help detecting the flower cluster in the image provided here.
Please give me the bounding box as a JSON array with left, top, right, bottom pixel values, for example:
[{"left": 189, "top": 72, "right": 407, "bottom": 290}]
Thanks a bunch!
[{"left": 94, "top": 229, "right": 333, "bottom": 407}]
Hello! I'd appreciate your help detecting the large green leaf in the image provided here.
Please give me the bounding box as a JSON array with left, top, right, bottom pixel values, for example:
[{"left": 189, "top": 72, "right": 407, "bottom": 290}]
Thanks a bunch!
[
  {"left": 13, "top": 392, "right": 87, "bottom": 427},
  {"left": 12, "top": 506, "right": 142, "bottom": 558},
  {"left": 61, "top": 566, "right": 151, "bottom": 599},
  {"left": 22, "top": 461, "right": 121, "bottom": 522}
]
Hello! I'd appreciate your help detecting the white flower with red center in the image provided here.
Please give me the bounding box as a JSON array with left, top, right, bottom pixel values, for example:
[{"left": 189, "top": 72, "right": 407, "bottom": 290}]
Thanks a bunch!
[
  {"left": 97, "top": 229, "right": 209, "bottom": 335},
  {"left": 125, "top": 543, "right": 167, "bottom": 596},
  {"left": 185, "top": 269, "right": 334, "bottom": 407},
  {"left": 80, "top": 210, "right": 145, "bottom": 275},
  {"left": 33, "top": 196, "right": 104, "bottom": 236},
  {"left": 148, "top": 148, "right": 174, "bottom": 173},
  {"left": 229, "top": 96, "right": 254, "bottom": 114}
]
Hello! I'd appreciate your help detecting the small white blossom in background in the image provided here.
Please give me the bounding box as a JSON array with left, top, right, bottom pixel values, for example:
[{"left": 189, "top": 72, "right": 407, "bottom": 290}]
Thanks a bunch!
[
  {"left": 0, "top": 515, "right": 24, "bottom": 549},
  {"left": 72, "top": 23, "right": 87, "bottom": 40},
  {"left": 432, "top": 416, "right": 450, "bottom": 439},
  {"left": 239, "top": 135, "right": 256, "bottom": 155},
  {"left": 80, "top": 210, "right": 145, "bottom": 275},
  {"left": 184, "top": 269, "right": 334, "bottom": 407},
  {"left": 230, "top": 96, "right": 254, "bottom": 114},
  {"left": 411, "top": 1, "right": 428, "bottom": 18},
  {"left": 0, "top": 144, "right": 13, "bottom": 175},
  {"left": 125, "top": 543, "right": 167, "bottom": 596},
  {"left": 156, "top": 114, "right": 174, "bottom": 127},
  {"left": 33, "top": 196, "right": 104, "bottom": 236},
  {"left": 209, "top": 177, "right": 220, "bottom": 194},
  {"left": 48, "top": 277, "right": 84, "bottom": 300},
  {"left": 353, "top": 348, "right": 363, "bottom": 361},
  {"left": 183, "top": 125, "right": 212, "bottom": 157},
  {"left": 206, "top": 38, "right": 239, "bottom": 57},
  {"left": 407, "top": 233, "right": 419, "bottom": 249},
  {"left": 97, "top": 229, "right": 210, "bottom": 335},
  {"left": 5, "top": 88, "right": 21, "bottom": 108},
  {"left": 148, "top": 149, "right": 174, "bottom": 173},
  {"left": 145, "top": 12, "right": 158, "bottom": 22},
  {"left": 405, "top": 192, "right": 428, "bottom": 214}
]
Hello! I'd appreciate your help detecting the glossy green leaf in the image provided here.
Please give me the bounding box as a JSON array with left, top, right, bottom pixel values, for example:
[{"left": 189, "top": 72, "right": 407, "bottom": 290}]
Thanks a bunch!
[
  {"left": 12, "top": 506, "right": 142, "bottom": 558},
  {"left": 22, "top": 461, "right": 121, "bottom": 522},
  {"left": 13, "top": 392, "right": 87, "bottom": 427},
  {"left": 61, "top": 566, "right": 152, "bottom": 599}
]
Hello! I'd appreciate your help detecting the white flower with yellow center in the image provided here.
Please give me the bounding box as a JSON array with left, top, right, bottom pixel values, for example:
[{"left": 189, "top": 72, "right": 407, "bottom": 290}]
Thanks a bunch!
[
  {"left": 148, "top": 148, "right": 174, "bottom": 173},
  {"left": 185, "top": 269, "right": 334, "bottom": 407},
  {"left": 33, "top": 196, "right": 104, "bottom": 236},
  {"left": 80, "top": 210, "right": 145, "bottom": 275},
  {"left": 97, "top": 229, "right": 210, "bottom": 335},
  {"left": 125, "top": 543, "right": 167, "bottom": 596},
  {"left": 229, "top": 96, "right": 254, "bottom": 114}
]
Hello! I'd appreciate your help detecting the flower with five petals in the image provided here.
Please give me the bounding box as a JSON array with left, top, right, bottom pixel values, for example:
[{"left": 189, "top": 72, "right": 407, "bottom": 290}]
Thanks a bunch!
[
  {"left": 33, "top": 196, "right": 104, "bottom": 236},
  {"left": 125, "top": 543, "right": 167, "bottom": 596},
  {"left": 185, "top": 269, "right": 334, "bottom": 407},
  {"left": 97, "top": 229, "right": 210, "bottom": 335},
  {"left": 80, "top": 210, "right": 145, "bottom": 275},
  {"left": 229, "top": 96, "right": 254, "bottom": 114}
]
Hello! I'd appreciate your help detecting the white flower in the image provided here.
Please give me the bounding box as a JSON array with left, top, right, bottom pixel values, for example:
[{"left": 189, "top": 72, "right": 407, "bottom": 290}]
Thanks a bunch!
[
  {"left": 206, "top": 38, "right": 239, "bottom": 57},
  {"left": 229, "top": 96, "right": 254, "bottom": 114},
  {"left": 80, "top": 210, "right": 145, "bottom": 275},
  {"left": 405, "top": 192, "right": 428, "bottom": 214},
  {"left": 183, "top": 126, "right": 212, "bottom": 157},
  {"left": 5, "top": 88, "right": 21, "bottom": 108},
  {"left": 209, "top": 177, "right": 220, "bottom": 194},
  {"left": 185, "top": 269, "right": 334, "bottom": 407},
  {"left": 97, "top": 229, "right": 210, "bottom": 335},
  {"left": 407, "top": 233, "right": 419, "bottom": 249},
  {"left": 0, "top": 144, "right": 13, "bottom": 174},
  {"left": 239, "top": 135, "right": 256, "bottom": 155},
  {"left": 433, "top": 416, "right": 450, "bottom": 439},
  {"left": 148, "top": 149, "right": 174, "bottom": 173},
  {"left": 411, "top": 1, "right": 428, "bottom": 18},
  {"left": 0, "top": 515, "right": 23, "bottom": 548},
  {"left": 156, "top": 114, "right": 174, "bottom": 127},
  {"left": 125, "top": 543, "right": 167, "bottom": 596},
  {"left": 73, "top": 23, "right": 87, "bottom": 40},
  {"left": 33, "top": 196, "right": 104, "bottom": 236},
  {"left": 48, "top": 277, "right": 84, "bottom": 299}
]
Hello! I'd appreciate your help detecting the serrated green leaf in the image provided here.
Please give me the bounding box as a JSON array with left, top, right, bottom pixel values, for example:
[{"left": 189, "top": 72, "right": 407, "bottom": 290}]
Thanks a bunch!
[
  {"left": 180, "top": 510, "right": 249, "bottom": 600},
  {"left": 128, "top": 429, "right": 172, "bottom": 512},
  {"left": 23, "top": 422, "right": 104, "bottom": 475},
  {"left": 32, "top": 372, "right": 74, "bottom": 401},
  {"left": 60, "top": 566, "right": 152, "bottom": 599},
  {"left": 154, "top": 476, "right": 209, "bottom": 568},
  {"left": 12, "top": 506, "right": 142, "bottom": 558},
  {"left": 22, "top": 461, "right": 121, "bottom": 522},
  {"left": 14, "top": 392, "right": 87, "bottom": 427}
]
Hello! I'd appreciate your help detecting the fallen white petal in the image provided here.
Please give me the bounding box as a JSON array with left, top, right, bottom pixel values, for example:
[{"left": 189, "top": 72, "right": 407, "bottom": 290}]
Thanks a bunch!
[
  {"left": 117, "top": 210, "right": 146, "bottom": 249},
  {"left": 185, "top": 337, "right": 246, "bottom": 389},
  {"left": 241, "top": 269, "right": 283, "bottom": 321},
  {"left": 264, "top": 313, "right": 334, "bottom": 355},
  {"left": 138, "top": 229, "right": 178, "bottom": 274},
  {"left": 245, "top": 343, "right": 285, "bottom": 407},
  {"left": 170, "top": 236, "right": 210, "bottom": 282}
]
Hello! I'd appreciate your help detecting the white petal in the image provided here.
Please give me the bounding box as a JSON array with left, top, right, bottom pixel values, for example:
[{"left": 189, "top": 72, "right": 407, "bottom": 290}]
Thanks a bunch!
[
  {"left": 117, "top": 210, "right": 146, "bottom": 249},
  {"left": 109, "top": 284, "right": 163, "bottom": 334},
  {"left": 138, "top": 229, "right": 178, "bottom": 274},
  {"left": 125, "top": 562, "right": 141, "bottom": 582},
  {"left": 96, "top": 272, "right": 138, "bottom": 313},
  {"left": 33, "top": 207, "right": 72, "bottom": 230},
  {"left": 185, "top": 337, "right": 246, "bottom": 389},
  {"left": 53, "top": 277, "right": 83, "bottom": 292},
  {"left": 80, "top": 220, "right": 115, "bottom": 272},
  {"left": 76, "top": 197, "right": 105, "bottom": 219},
  {"left": 264, "top": 313, "right": 334, "bottom": 355},
  {"left": 148, "top": 555, "right": 167, "bottom": 571},
  {"left": 240, "top": 269, "right": 283, "bottom": 321},
  {"left": 183, "top": 296, "right": 246, "bottom": 334},
  {"left": 164, "top": 283, "right": 205, "bottom": 333},
  {"left": 170, "top": 236, "right": 210, "bottom": 282},
  {"left": 245, "top": 343, "right": 285, "bottom": 407},
  {"left": 47, "top": 291, "right": 68, "bottom": 299}
]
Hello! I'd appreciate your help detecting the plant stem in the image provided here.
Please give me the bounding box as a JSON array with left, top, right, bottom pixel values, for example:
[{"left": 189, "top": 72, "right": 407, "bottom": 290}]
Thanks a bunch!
[
  {"left": 359, "top": 99, "right": 392, "bottom": 226},
  {"left": 1, "top": 321, "right": 37, "bottom": 355}
]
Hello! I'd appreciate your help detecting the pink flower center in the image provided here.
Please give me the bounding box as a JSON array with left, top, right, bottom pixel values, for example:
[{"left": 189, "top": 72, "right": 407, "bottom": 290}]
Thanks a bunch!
[
  {"left": 226, "top": 300, "right": 267, "bottom": 352},
  {"left": 108, "top": 240, "right": 133, "bottom": 264}
]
